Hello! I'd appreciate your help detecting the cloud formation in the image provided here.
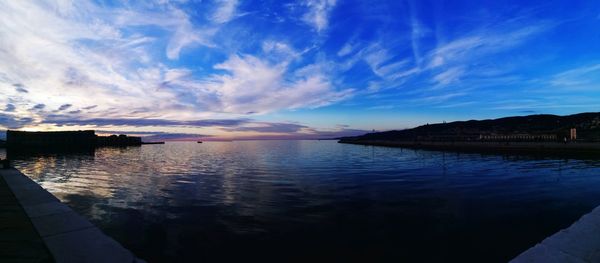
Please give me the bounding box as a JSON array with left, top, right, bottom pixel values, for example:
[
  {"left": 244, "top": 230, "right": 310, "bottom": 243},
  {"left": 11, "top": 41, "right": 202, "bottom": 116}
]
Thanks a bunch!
[
  {"left": 204, "top": 54, "right": 353, "bottom": 114},
  {"left": 0, "top": 113, "right": 33, "bottom": 129},
  {"left": 0, "top": 0, "right": 354, "bottom": 134},
  {"left": 211, "top": 0, "right": 240, "bottom": 24},
  {"left": 1, "top": 0, "right": 598, "bottom": 136},
  {"left": 43, "top": 117, "right": 249, "bottom": 128},
  {"left": 301, "top": 0, "right": 338, "bottom": 32}
]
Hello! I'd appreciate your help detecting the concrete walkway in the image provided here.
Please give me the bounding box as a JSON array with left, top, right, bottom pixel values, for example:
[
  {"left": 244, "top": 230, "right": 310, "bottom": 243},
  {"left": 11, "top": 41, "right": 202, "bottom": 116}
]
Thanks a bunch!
[
  {"left": 0, "top": 170, "right": 52, "bottom": 262},
  {"left": 511, "top": 205, "right": 600, "bottom": 262},
  {"left": 0, "top": 168, "right": 144, "bottom": 263}
]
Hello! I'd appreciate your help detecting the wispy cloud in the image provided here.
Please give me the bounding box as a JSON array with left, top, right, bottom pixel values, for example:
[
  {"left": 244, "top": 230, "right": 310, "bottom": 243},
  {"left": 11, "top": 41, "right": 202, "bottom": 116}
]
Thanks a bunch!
[
  {"left": 301, "top": 0, "right": 337, "bottom": 32},
  {"left": 426, "top": 23, "right": 551, "bottom": 70},
  {"left": 432, "top": 67, "right": 465, "bottom": 86},
  {"left": 211, "top": 0, "right": 240, "bottom": 24},
  {"left": 408, "top": 0, "right": 427, "bottom": 66},
  {"left": 337, "top": 41, "right": 356, "bottom": 57},
  {"left": 549, "top": 64, "right": 600, "bottom": 90},
  {"left": 43, "top": 117, "right": 249, "bottom": 128},
  {"left": 115, "top": 7, "right": 216, "bottom": 60},
  {"left": 203, "top": 54, "right": 353, "bottom": 114},
  {"left": 0, "top": 1, "right": 356, "bottom": 134}
]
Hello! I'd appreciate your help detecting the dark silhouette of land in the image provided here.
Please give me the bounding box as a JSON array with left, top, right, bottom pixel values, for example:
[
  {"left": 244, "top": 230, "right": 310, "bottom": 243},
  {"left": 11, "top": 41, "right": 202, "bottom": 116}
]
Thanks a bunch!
[
  {"left": 96, "top": 133, "right": 143, "bottom": 146},
  {"left": 5, "top": 130, "right": 151, "bottom": 150},
  {"left": 339, "top": 112, "right": 600, "bottom": 154},
  {"left": 141, "top": 141, "right": 165, "bottom": 145}
]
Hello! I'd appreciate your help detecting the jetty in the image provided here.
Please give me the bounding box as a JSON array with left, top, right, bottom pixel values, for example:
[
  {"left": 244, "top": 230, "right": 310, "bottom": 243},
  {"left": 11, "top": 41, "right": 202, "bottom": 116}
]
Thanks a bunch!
[
  {"left": 0, "top": 165, "right": 144, "bottom": 262},
  {"left": 141, "top": 141, "right": 165, "bottom": 145},
  {"left": 338, "top": 140, "right": 600, "bottom": 155},
  {"left": 511, "top": 205, "right": 600, "bottom": 262}
]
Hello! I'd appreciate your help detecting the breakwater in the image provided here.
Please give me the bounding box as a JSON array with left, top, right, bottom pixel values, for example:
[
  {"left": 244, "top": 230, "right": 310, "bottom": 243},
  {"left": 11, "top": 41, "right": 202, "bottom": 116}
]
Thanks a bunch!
[
  {"left": 0, "top": 167, "right": 144, "bottom": 262},
  {"left": 338, "top": 140, "right": 600, "bottom": 155},
  {"left": 511, "top": 205, "right": 600, "bottom": 262}
]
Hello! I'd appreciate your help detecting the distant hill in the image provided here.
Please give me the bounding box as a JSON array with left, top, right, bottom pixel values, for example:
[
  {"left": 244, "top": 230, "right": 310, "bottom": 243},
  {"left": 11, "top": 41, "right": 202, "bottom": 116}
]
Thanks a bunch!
[{"left": 341, "top": 112, "right": 600, "bottom": 142}]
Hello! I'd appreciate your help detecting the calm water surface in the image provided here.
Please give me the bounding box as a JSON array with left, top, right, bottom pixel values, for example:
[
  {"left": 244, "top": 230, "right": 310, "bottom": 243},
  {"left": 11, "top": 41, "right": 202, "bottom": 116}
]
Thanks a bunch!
[{"left": 7, "top": 140, "right": 600, "bottom": 262}]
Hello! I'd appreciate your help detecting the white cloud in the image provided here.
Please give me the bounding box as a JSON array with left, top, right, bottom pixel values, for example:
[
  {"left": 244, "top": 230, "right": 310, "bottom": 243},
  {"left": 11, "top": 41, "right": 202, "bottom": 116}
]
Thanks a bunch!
[
  {"left": 203, "top": 54, "right": 353, "bottom": 114},
  {"left": 261, "top": 41, "right": 300, "bottom": 62},
  {"left": 433, "top": 67, "right": 465, "bottom": 86},
  {"left": 549, "top": 64, "right": 600, "bottom": 91},
  {"left": 359, "top": 44, "right": 418, "bottom": 82},
  {"left": 115, "top": 8, "right": 216, "bottom": 60},
  {"left": 426, "top": 24, "right": 550, "bottom": 69},
  {"left": 408, "top": 0, "right": 428, "bottom": 66},
  {"left": 0, "top": 1, "right": 222, "bottom": 128},
  {"left": 211, "top": 0, "right": 239, "bottom": 24},
  {"left": 337, "top": 42, "right": 355, "bottom": 57},
  {"left": 301, "top": 0, "right": 337, "bottom": 32}
]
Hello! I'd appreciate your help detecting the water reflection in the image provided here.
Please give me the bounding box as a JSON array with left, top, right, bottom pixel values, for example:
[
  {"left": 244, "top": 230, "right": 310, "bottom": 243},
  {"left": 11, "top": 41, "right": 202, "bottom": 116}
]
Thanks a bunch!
[{"left": 9, "top": 141, "right": 600, "bottom": 262}]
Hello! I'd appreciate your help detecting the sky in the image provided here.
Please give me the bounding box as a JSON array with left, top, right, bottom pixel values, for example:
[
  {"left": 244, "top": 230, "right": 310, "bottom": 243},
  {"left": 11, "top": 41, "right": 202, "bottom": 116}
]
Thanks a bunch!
[{"left": 1, "top": 0, "right": 600, "bottom": 141}]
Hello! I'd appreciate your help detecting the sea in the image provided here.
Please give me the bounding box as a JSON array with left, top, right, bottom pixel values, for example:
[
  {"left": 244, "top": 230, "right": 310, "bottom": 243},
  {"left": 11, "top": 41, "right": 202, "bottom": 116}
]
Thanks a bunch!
[{"left": 4, "top": 140, "right": 600, "bottom": 262}]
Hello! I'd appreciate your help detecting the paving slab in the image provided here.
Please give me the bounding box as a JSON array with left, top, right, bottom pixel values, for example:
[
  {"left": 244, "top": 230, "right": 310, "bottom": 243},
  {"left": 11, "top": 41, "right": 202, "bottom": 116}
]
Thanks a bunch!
[
  {"left": 43, "top": 227, "right": 135, "bottom": 263},
  {"left": 23, "top": 202, "right": 73, "bottom": 218},
  {"left": 511, "top": 205, "right": 600, "bottom": 263},
  {"left": 512, "top": 244, "right": 587, "bottom": 263},
  {"left": 31, "top": 211, "right": 94, "bottom": 237},
  {"left": 0, "top": 169, "right": 53, "bottom": 262},
  {"left": 0, "top": 168, "right": 145, "bottom": 263},
  {"left": 542, "top": 220, "right": 600, "bottom": 261},
  {"left": 2, "top": 170, "right": 38, "bottom": 185},
  {"left": 13, "top": 188, "right": 60, "bottom": 206}
]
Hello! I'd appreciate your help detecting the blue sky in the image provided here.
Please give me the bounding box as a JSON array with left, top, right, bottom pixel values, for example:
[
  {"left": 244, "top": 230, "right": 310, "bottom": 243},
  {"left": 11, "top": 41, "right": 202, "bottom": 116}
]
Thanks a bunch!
[{"left": 1, "top": 0, "right": 600, "bottom": 140}]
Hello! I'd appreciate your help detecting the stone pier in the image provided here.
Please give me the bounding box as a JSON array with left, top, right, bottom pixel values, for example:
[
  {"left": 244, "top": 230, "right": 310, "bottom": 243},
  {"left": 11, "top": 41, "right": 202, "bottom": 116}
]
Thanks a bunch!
[
  {"left": 0, "top": 168, "right": 144, "bottom": 262},
  {"left": 511, "top": 206, "right": 600, "bottom": 262}
]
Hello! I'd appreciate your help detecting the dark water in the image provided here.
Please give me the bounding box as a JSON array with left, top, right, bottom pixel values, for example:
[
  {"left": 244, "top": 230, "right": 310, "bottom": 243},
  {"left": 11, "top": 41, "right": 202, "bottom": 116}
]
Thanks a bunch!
[{"left": 7, "top": 140, "right": 600, "bottom": 262}]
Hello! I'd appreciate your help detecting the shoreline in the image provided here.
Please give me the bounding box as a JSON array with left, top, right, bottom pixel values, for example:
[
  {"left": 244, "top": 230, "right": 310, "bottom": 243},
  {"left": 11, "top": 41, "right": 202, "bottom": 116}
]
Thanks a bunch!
[{"left": 338, "top": 140, "right": 600, "bottom": 155}]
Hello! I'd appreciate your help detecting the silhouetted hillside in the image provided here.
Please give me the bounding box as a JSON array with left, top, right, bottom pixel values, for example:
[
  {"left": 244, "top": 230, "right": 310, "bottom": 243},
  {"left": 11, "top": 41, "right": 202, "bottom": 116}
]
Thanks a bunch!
[{"left": 341, "top": 112, "right": 600, "bottom": 142}]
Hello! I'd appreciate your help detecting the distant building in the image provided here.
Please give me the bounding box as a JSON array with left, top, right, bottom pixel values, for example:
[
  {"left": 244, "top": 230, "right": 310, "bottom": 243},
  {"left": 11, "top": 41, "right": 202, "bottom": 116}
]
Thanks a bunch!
[
  {"left": 7, "top": 130, "right": 96, "bottom": 149},
  {"left": 479, "top": 134, "right": 557, "bottom": 142},
  {"left": 6, "top": 130, "right": 142, "bottom": 149}
]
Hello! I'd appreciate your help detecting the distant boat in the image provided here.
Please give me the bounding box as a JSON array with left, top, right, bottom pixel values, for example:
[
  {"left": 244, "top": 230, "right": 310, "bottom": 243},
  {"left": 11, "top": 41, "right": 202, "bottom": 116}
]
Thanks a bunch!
[
  {"left": 142, "top": 141, "right": 165, "bottom": 145},
  {"left": 197, "top": 141, "right": 202, "bottom": 143}
]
